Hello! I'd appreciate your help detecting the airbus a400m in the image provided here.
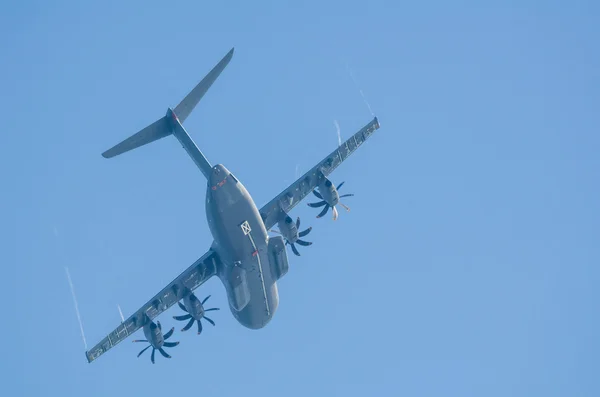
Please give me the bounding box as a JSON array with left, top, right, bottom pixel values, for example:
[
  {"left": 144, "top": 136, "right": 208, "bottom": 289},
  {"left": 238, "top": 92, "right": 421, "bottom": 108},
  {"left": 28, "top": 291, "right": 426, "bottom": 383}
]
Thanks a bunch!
[{"left": 85, "top": 47, "right": 381, "bottom": 363}]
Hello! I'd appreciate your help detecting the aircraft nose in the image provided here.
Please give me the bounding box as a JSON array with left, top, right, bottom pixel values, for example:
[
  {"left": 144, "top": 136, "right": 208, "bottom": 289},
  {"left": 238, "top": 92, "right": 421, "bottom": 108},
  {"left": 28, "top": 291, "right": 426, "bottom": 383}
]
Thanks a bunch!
[
  {"left": 210, "top": 164, "right": 229, "bottom": 187},
  {"left": 211, "top": 164, "right": 224, "bottom": 177}
]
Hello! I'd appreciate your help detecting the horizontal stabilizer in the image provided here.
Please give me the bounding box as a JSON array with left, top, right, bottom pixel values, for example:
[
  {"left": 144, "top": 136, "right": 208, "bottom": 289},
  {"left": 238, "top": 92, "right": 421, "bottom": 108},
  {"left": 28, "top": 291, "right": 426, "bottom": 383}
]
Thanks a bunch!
[
  {"left": 174, "top": 47, "right": 234, "bottom": 124},
  {"left": 100, "top": 47, "right": 234, "bottom": 175},
  {"left": 102, "top": 116, "right": 171, "bottom": 158}
]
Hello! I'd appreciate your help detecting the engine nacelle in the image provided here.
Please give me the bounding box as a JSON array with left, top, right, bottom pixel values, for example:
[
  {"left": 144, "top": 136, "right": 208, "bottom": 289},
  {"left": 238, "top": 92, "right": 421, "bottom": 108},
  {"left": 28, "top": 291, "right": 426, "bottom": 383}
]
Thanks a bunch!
[
  {"left": 143, "top": 320, "right": 164, "bottom": 348},
  {"left": 182, "top": 293, "right": 204, "bottom": 320},
  {"left": 268, "top": 235, "right": 289, "bottom": 281},
  {"left": 277, "top": 214, "right": 298, "bottom": 243},
  {"left": 318, "top": 178, "right": 339, "bottom": 206}
]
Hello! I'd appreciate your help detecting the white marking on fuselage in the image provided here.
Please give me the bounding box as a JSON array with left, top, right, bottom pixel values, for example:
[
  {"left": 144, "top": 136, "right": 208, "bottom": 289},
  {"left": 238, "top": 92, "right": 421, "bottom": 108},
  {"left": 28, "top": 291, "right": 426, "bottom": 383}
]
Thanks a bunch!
[
  {"left": 246, "top": 231, "right": 270, "bottom": 316},
  {"left": 240, "top": 220, "right": 251, "bottom": 235}
]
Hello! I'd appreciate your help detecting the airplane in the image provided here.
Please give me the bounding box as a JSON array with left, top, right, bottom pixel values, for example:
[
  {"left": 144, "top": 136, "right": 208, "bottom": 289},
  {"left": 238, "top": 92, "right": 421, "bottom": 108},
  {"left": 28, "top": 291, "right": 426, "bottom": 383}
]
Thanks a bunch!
[{"left": 85, "top": 47, "right": 381, "bottom": 364}]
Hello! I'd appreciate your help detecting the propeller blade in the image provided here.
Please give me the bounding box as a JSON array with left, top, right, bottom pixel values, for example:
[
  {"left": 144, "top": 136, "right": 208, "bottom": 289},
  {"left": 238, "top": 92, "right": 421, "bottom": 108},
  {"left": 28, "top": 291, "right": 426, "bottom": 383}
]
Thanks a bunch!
[
  {"left": 337, "top": 181, "right": 345, "bottom": 190},
  {"left": 339, "top": 202, "right": 351, "bottom": 212},
  {"left": 178, "top": 302, "right": 188, "bottom": 312},
  {"left": 332, "top": 206, "right": 339, "bottom": 221},
  {"left": 197, "top": 319, "right": 203, "bottom": 335},
  {"left": 313, "top": 190, "right": 323, "bottom": 199},
  {"left": 173, "top": 314, "right": 192, "bottom": 321},
  {"left": 205, "top": 307, "right": 220, "bottom": 312},
  {"left": 298, "top": 227, "right": 312, "bottom": 237},
  {"left": 163, "top": 327, "right": 174, "bottom": 340},
  {"left": 182, "top": 317, "right": 195, "bottom": 332},
  {"left": 204, "top": 316, "right": 216, "bottom": 326},
  {"left": 339, "top": 193, "right": 354, "bottom": 198},
  {"left": 202, "top": 295, "right": 211, "bottom": 305},
  {"left": 137, "top": 345, "right": 151, "bottom": 357},
  {"left": 151, "top": 348, "right": 156, "bottom": 364},
  {"left": 291, "top": 243, "right": 300, "bottom": 256},
  {"left": 158, "top": 347, "right": 171, "bottom": 358},
  {"left": 163, "top": 341, "right": 179, "bottom": 348},
  {"left": 308, "top": 200, "right": 327, "bottom": 208},
  {"left": 296, "top": 239, "right": 312, "bottom": 247},
  {"left": 156, "top": 321, "right": 161, "bottom": 331},
  {"left": 296, "top": 217, "right": 300, "bottom": 229},
  {"left": 317, "top": 205, "right": 330, "bottom": 218},
  {"left": 132, "top": 339, "right": 148, "bottom": 343}
]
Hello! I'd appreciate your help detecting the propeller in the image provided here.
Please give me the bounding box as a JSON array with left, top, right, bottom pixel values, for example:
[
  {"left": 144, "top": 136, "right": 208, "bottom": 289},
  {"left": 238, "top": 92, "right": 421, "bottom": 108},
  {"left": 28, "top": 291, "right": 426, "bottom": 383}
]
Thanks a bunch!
[
  {"left": 272, "top": 216, "right": 313, "bottom": 256},
  {"left": 308, "top": 181, "right": 354, "bottom": 220},
  {"left": 173, "top": 294, "right": 220, "bottom": 335},
  {"left": 285, "top": 217, "right": 312, "bottom": 256},
  {"left": 132, "top": 320, "right": 180, "bottom": 364}
]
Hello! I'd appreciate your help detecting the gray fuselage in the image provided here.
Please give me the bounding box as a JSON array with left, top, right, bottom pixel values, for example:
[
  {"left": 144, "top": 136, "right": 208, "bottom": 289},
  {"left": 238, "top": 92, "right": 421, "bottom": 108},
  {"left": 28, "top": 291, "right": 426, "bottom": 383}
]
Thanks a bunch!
[{"left": 205, "top": 164, "right": 279, "bottom": 329}]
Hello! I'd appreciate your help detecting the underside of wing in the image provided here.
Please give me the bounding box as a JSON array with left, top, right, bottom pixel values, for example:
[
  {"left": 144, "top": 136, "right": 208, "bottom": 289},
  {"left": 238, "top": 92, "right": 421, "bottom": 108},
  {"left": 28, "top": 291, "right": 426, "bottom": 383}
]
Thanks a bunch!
[
  {"left": 85, "top": 249, "right": 220, "bottom": 363},
  {"left": 259, "top": 117, "right": 380, "bottom": 231}
]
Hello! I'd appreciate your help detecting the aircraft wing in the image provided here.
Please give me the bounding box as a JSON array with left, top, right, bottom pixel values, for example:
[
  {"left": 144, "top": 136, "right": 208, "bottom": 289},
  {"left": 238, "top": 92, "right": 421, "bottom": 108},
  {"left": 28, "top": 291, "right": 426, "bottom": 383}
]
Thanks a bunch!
[
  {"left": 85, "top": 249, "right": 220, "bottom": 363},
  {"left": 259, "top": 117, "right": 380, "bottom": 231}
]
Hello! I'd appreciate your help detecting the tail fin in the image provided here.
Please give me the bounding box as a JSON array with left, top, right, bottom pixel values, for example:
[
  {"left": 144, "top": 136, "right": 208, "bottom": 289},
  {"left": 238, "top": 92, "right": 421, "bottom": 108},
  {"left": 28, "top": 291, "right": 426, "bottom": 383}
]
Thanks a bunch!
[{"left": 101, "top": 47, "right": 235, "bottom": 169}]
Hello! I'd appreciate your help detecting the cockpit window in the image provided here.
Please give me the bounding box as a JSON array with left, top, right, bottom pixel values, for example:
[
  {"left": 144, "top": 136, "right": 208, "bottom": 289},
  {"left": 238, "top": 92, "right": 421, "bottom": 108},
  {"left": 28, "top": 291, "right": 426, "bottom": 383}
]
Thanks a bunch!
[{"left": 230, "top": 174, "right": 238, "bottom": 183}]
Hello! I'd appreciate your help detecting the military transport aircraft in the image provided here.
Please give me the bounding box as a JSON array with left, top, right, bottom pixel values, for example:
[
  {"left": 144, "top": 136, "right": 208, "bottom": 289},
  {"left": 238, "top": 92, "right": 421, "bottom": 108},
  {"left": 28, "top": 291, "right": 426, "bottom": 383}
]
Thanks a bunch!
[{"left": 85, "top": 47, "right": 381, "bottom": 364}]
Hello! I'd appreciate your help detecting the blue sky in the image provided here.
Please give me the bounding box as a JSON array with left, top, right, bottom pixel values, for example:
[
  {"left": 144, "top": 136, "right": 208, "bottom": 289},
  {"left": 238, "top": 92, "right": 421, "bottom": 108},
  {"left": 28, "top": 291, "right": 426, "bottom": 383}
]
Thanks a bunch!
[{"left": 2, "top": 0, "right": 599, "bottom": 395}]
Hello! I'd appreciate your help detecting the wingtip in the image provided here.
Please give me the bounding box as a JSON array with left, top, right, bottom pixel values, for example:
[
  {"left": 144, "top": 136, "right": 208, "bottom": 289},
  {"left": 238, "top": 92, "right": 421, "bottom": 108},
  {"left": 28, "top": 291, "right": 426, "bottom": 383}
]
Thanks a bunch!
[
  {"left": 225, "top": 47, "right": 235, "bottom": 60},
  {"left": 101, "top": 147, "right": 116, "bottom": 158}
]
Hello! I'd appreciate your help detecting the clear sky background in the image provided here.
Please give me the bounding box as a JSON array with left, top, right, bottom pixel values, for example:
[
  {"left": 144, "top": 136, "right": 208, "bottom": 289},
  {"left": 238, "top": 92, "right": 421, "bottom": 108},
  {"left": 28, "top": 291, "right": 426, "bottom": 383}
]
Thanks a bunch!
[{"left": 2, "top": 1, "right": 599, "bottom": 396}]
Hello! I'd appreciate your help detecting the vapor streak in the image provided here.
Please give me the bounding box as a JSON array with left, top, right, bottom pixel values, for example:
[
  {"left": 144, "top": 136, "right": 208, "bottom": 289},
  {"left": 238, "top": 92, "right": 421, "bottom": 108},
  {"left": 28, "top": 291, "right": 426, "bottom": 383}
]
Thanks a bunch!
[
  {"left": 334, "top": 120, "right": 342, "bottom": 146},
  {"left": 346, "top": 64, "right": 375, "bottom": 116},
  {"left": 118, "top": 304, "right": 125, "bottom": 322},
  {"left": 65, "top": 267, "right": 88, "bottom": 349}
]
